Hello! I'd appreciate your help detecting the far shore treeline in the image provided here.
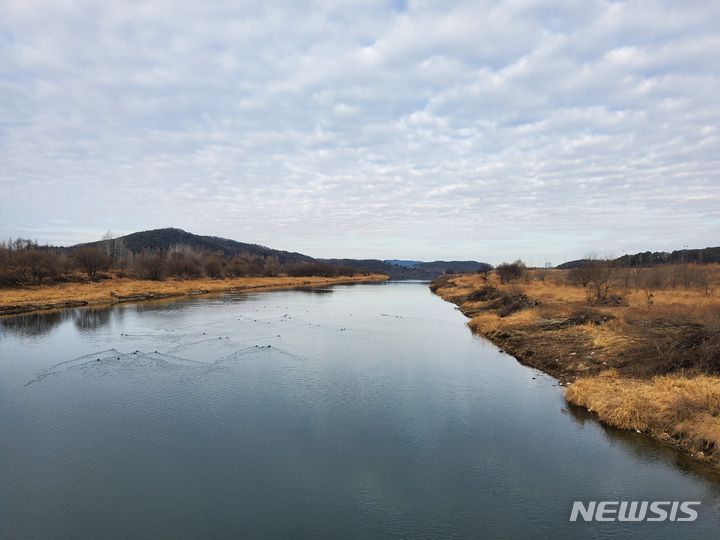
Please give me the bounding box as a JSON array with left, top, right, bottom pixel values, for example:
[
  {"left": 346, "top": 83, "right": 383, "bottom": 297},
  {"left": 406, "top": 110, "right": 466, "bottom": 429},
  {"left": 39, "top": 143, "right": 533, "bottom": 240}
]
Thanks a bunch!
[
  {"left": 0, "top": 234, "right": 353, "bottom": 285},
  {"left": 0, "top": 227, "right": 491, "bottom": 286},
  {"left": 1, "top": 226, "right": 717, "bottom": 288}
]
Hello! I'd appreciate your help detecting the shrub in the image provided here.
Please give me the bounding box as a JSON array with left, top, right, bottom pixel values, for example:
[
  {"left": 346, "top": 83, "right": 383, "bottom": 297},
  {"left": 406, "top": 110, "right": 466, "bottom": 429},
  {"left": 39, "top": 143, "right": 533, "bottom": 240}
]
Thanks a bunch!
[
  {"left": 168, "top": 255, "right": 203, "bottom": 278},
  {"left": 204, "top": 256, "right": 224, "bottom": 279},
  {"left": 135, "top": 253, "right": 166, "bottom": 281},
  {"left": 495, "top": 260, "right": 527, "bottom": 283},
  {"left": 567, "top": 257, "right": 616, "bottom": 301},
  {"left": 74, "top": 247, "right": 112, "bottom": 281},
  {"left": 24, "top": 249, "right": 60, "bottom": 283}
]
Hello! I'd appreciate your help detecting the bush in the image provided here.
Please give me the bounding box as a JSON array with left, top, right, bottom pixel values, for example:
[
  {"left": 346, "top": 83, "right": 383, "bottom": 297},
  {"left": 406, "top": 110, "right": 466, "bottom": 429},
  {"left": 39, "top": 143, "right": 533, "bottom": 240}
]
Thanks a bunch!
[
  {"left": 566, "top": 257, "right": 616, "bottom": 301},
  {"left": 73, "top": 247, "right": 112, "bottom": 281},
  {"left": 585, "top": 258, "right": 616, "bottom": 301},
  {"left": 135, "top": 254, "right": 166, "bottom": 281},
  {"left": 225, "top": 256, "right": 249, "bottom": 277},
  {"left": 204, "top": 256, "right": 224, "bottom": 279},
  {"left": 168, "top": 255, "right": 203, "bottom": 279},
  {"left": 23, "top": 249, "right": 61, "bottom": 283},
  {"left": 495, "top": 260, "right": 527, "bottom": 283}
]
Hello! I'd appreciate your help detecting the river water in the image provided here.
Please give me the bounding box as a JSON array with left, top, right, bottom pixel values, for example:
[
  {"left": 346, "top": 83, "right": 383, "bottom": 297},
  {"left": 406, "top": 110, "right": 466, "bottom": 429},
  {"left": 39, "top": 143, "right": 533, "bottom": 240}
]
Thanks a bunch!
[{"left": 0, "top": 281, "right": 718, "bottom": 538}]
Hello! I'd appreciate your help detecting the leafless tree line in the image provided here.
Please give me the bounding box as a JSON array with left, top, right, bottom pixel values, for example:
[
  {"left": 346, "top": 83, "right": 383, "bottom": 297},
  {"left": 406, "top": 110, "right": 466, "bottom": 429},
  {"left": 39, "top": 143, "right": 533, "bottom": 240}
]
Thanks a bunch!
[
  {"left": 568, "top": 256, "right": 714, "bottom": 302},
  {"left": 490, "top": 254, "right": 715, "bottom": 304},
  {"left": 0, "top": 235, "right": 356, "bottom": 286}
]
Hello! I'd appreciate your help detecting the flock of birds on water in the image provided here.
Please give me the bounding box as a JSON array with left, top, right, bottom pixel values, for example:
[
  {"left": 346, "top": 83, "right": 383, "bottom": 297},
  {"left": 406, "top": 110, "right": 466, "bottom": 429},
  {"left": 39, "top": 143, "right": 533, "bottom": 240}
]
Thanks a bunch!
[{"left": 25, "top": 299, "right": 408, "bottom": 387}]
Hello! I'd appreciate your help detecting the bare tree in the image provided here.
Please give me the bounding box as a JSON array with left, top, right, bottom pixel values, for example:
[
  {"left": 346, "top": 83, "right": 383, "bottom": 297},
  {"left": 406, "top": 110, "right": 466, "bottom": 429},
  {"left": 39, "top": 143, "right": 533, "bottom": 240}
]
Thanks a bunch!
[
  {"left": 226, "top": 256, "right": 250, "bottom": 277},
  {"left": 263, "top": 255, "right": 280, "bottom": 276},
  {"left": 24, "top": 250, "right": 59, "bottom": 284},
  {"left": 568, "top": 265, "right": 593, "bottom": 288},
  {"left": 74, "top": 247, "right": 111, "bottom": 281},
  {"left": 637, "top": 266, "right": 664, "bottom": 305},
  {"left": 168, "top": 254, "right": 203, "bottom": 278},
  {"left": 496, "top": 260, "right": 527, "bottom": 284},
  {"left": 204, "top": 256, "right": 224, "bottom": 279},
  {"left": 114, "top": 237, "right": 127, "bottom": 268},
  {"left": 101, "top": 230, "right": 115, "bottom": 259},
  {"left": 585, "top": 257, "right": 616, "bottom": 301},
  {"left": 696, "top": 267, "right": 713, "bottom": 296},
  {"left": 631, "top": 264, "right": 644, "bottom": 290},
  {"left": 136, "top": 253, "right": 166, "bottom": 281},
  {"left": 618, "top": 267, "right": 633, "bottom": 289}
]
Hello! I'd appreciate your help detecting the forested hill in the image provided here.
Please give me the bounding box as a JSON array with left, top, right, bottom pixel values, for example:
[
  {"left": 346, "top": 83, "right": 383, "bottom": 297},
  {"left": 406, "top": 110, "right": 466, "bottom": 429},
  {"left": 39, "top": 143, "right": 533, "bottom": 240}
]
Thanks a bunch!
[
  {"left": 78, "top": 228, "right": 314, "bottom": 265},
  {"left": 557, "top": 246, "right": 720, "bottom": 269},
  {"left": 73, "top": 228, "right": 492, "bottom": 279}
]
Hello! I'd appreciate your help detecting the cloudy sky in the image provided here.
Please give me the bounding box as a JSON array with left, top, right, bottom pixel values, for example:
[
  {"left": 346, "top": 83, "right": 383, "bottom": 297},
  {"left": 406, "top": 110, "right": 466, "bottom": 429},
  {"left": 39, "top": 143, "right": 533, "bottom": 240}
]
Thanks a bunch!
[{"left": 1, "top": 0, "right": 718, "bottom": 264}]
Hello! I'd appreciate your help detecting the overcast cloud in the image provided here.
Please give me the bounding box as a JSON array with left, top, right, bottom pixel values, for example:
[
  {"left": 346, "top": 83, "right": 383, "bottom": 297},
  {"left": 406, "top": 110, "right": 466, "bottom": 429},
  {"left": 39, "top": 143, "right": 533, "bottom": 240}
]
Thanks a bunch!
[{"left": 1, "top": 0, "right": 718, "bottom": 264}]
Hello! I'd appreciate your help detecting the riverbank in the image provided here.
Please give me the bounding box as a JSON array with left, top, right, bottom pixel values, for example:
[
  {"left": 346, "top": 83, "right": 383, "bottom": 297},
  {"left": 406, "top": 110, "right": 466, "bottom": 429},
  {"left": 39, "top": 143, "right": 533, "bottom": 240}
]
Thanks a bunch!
[
  {"left": 0, "top": 274, "right": 388, "bottom": 316},
  {"left": 431, "top": 272, "right": 720, "bottom": 469}
]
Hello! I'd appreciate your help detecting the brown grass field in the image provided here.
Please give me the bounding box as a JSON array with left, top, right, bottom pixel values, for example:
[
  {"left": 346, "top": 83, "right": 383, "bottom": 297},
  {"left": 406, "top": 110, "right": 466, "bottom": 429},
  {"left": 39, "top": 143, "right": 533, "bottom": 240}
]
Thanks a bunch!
[
  {"left": 431, "top": 264, "right": 720, "bottom": 467},
  {"left": 0, "top": 274, "right": 388, "bottom": 316}
]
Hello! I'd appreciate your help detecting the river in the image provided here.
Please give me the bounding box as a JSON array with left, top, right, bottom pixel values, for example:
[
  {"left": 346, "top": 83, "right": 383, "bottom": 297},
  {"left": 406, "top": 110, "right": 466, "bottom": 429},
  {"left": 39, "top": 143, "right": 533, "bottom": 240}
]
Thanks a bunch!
[{"left": 0, "top": 281, "right": 718, "bottom": 538}]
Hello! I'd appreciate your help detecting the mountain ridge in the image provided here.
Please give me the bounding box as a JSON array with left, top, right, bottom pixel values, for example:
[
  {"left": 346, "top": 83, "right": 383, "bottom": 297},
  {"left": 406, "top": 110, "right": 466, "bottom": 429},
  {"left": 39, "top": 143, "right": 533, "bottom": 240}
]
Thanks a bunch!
[{"left": 73, "top": 227, "right": 492, "bottom": 279}]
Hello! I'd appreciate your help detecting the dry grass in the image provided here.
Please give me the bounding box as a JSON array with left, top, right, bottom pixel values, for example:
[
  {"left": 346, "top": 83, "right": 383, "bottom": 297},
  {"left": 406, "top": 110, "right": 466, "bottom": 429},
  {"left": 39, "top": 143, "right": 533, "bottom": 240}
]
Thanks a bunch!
[
  {"left": 467, "top": 311, "right": 506, "bottom": 334},
  {"left": 566, "top": 370, "right": 720, "bottom": 462},
  {"left": 523, "top": 278, "right": 589, "bottom": 303},
  {"left": 432, "top": 265, "right": 720, "bottom": 467},
  {"left": 435, "top": 268, "right": 720, "bottom": 368},
  {"left": 579, "top": 320, "right": 634, "bottom": 356},
  {"left": 0, "top": 274, "right": 388, "bottom": 315}
]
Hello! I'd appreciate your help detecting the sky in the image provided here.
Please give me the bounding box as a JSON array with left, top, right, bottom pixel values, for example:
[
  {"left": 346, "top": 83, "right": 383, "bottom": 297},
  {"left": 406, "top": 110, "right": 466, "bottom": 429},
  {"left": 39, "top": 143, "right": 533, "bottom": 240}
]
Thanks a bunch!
[{"left": 1, "top": 0, "right": 719, "bottom": 265}]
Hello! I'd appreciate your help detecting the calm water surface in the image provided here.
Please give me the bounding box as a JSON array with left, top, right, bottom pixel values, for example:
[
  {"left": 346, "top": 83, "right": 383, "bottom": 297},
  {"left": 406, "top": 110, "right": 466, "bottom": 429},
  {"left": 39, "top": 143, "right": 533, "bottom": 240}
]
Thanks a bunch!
[{"left": 1, "top": 281, "right": 719, "bottom": 539}]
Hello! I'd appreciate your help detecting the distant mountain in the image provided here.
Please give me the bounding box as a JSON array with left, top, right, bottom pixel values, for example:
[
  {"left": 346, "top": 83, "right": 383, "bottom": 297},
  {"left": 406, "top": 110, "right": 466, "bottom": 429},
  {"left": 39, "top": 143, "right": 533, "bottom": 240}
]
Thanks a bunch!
[
  {"left": 416, "top": 260, "right": 492, "bottom": 276},
  {"left": 70, "top": 228, "right": 493, "bottom": 279},
  {"left": 557, "top": 246, "right": 720, "bottom": 269},
  {"left": 75, "top": 227, "right": 314, "bottom": 265},
  {"left": 325, "top": 258, "right": 492, "bottom": 279}
]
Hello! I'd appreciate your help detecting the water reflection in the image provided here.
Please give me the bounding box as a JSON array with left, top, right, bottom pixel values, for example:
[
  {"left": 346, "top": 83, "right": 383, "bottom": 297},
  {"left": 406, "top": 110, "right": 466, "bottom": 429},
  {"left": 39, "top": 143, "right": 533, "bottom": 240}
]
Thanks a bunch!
[
  {"left": 0, "top": 310, "right": 72, "bottom": 338},
  {"left": 1, "top": 306, "right": 118, "bottom": 339},
  {"left": 294, "top": 287, "right": 334, "bottom": 294},
  {"left": 564, "top": 403, "right": 720, "bottom": 485},
  {"left": 73, "top": 307, "right": 114, "bottom": 332}
]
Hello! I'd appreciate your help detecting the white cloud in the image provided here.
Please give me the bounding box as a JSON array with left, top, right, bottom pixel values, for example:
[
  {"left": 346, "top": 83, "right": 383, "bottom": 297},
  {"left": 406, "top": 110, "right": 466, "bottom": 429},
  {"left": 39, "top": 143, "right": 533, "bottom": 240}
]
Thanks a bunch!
[{"left": 0, "top": 0, "right": 718, "bottom": 264}]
